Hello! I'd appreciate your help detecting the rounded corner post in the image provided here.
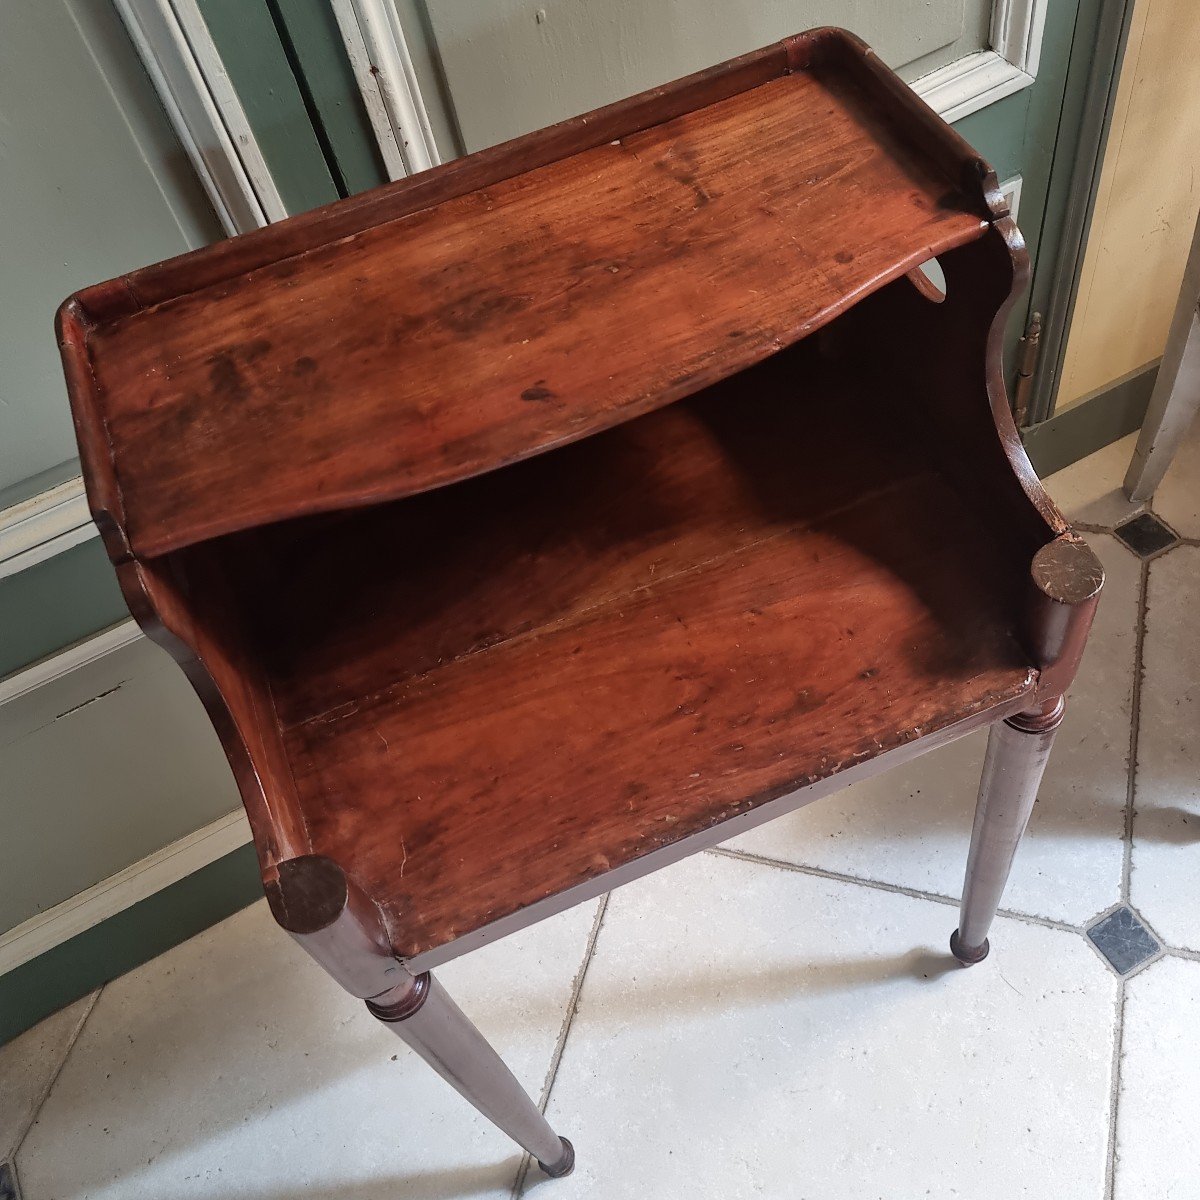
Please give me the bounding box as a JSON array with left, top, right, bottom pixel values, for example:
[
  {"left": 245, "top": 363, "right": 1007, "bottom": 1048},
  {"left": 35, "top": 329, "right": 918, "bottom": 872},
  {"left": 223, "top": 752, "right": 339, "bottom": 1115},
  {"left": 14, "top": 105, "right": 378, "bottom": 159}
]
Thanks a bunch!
[
  {"left": 57, "top": 296, "right": 134, "bottom": 565},
  {"left": 1027, "top": 535, "right": 1104, "bottom": 700},
  {"left": 265, "top": 854, "right": 413, "bottom": 1001}
]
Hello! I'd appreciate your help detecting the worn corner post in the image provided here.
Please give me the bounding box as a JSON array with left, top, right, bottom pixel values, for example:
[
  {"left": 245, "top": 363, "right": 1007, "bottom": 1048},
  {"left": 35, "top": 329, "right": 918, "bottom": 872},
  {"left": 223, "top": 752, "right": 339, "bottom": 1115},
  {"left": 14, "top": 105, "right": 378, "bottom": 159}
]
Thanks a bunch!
[
  {"left": 265, "top": 856, "right": 574, "bottom": 1177},
  {"left": 951, "top": 535, "right": 1103, "bottom": 966}
]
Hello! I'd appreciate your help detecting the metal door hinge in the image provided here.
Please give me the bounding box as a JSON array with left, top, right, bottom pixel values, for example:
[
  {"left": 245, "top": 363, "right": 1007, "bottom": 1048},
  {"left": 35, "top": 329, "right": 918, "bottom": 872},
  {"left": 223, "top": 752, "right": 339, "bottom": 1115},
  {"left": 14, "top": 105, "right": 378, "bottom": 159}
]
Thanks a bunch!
[{"left": 1013, "top": 312, "right": 1042, "bottom": 427}]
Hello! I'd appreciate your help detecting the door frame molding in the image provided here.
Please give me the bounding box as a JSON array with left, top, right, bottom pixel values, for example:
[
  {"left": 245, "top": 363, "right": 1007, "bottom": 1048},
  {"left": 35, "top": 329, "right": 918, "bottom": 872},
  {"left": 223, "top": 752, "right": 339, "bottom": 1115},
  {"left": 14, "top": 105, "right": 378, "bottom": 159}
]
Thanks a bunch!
[
  {"left": 349, "top": 0, "right": 1050, "bottom": 165},
  {"left": 113, "top": 0, "right": 286, "bottom": 236},
  {"left": 914, "top": 0, "right": 1048, "bottom": 122},
  {"left": 331, "top": 0, "right": 441, "bottom": 180},
  {"left": 0, "top": 807, "right": 251, "bottom": 975},
  {"left": 0, "top": 617, "right": 254, "bottom": 975},
  {"left": 1024, "top": 0, "right": 1140, "bottom": 427}
]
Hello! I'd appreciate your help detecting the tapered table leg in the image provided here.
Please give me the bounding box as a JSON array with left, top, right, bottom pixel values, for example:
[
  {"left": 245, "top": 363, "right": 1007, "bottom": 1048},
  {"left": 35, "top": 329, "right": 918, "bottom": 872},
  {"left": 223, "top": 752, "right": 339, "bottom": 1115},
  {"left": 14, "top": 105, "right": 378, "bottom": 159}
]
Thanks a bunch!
[
  {"left": 950, "top": 697, "right": 1065, "bottom": 965},
  {"left": 266, "top": 855, "right": 574, "bottom": 1177},
  {"left": 371, "top": 975, "right": 574, "bottom": 1175}
]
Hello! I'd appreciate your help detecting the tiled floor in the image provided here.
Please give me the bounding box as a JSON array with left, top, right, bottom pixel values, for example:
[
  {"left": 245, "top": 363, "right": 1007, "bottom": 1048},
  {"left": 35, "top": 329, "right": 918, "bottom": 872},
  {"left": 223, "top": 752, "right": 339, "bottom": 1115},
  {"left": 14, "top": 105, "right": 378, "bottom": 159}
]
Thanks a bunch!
[{"left": 4, "top": 426, "right": 1199, "bottom": 1199}]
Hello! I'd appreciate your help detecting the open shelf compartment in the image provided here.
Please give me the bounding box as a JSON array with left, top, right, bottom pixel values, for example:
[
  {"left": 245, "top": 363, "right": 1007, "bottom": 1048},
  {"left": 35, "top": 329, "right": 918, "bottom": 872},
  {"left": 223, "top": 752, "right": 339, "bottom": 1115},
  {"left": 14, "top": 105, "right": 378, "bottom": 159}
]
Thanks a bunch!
[{"left": 217, "top": 336, "right": 1037, "bottom": 961}]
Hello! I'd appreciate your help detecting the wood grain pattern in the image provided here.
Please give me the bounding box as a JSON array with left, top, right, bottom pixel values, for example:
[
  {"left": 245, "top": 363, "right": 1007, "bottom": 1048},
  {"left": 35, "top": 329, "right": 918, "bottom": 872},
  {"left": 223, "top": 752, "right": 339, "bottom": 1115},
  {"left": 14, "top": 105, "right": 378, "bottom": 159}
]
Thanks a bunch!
[
  {"left": 228, "top": 340, "right": 932, "bottom": 727},
  {"left": 80, "top": 64, "right": 985, "bottom": 558},
  {"left": 287, "top": 460, "right": 1033, "bottom": 958},
  {"left": 57, "top": 28, "right": 1094, "bottom": 975},
  {"left": 243, "top": 348, "right": 1038, "bottom": 958}
]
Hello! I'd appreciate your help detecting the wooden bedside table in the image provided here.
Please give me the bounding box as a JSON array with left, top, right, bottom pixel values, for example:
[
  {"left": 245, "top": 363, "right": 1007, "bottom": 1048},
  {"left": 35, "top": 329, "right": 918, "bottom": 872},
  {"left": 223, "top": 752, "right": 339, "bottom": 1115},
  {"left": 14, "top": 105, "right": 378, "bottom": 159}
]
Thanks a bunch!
[{"left": 59, "top": 27, "right": 1101, "bottom": 1178}]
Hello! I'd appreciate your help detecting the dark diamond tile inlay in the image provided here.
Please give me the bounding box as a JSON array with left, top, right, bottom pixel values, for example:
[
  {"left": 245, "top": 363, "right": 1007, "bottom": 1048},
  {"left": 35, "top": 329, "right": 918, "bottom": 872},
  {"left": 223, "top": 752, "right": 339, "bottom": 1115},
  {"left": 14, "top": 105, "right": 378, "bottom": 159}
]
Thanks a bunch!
[
  {"left": 1087, "top": 906, "right": 1160, "bottom": 975},
  {"left": 1113, "top": 512, "right": 1178, "bottom": 557}
]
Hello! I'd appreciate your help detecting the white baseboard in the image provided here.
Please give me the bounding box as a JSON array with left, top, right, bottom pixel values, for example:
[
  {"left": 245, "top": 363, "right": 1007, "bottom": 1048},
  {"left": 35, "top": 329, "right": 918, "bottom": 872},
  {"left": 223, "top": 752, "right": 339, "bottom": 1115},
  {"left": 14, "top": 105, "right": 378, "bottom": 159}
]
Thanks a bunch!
[{"left": 0, "top": 810, "right": 252, "bottom": 977}]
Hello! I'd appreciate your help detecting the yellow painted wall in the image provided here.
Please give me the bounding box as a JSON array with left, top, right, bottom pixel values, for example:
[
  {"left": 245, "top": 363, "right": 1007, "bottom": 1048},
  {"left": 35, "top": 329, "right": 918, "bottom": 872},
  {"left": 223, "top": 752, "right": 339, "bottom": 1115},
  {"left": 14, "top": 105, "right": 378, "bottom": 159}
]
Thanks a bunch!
[{"left": 1058, "top": 0, "right": 1200, "bottom": 410}]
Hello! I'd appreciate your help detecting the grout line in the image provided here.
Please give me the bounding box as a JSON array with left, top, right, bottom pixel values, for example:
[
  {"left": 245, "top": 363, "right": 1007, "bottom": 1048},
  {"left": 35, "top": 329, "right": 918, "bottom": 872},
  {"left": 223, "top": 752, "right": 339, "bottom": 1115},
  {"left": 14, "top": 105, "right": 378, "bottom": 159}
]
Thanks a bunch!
[
  {"left": 1121, "top": 560, "right": 1150, "bottom": 901},
  {"left": 1102, "top": 522, "right": 1153, "bottom": 1198},
  {"left": 11, "top": 986, "right": 104, "bottom": 1163},
  {"left": 1103, "top": 980, "right": 1127, "bottom": 1200},
  {"left": 1072, "top": 521, "right": 1200, "bottom": 552},
  {"left": 1162, "top": 943, "right": 1200, "bottom": 964},
  {"left": 512, "top": 894, "right": 610, "bottom": 1199},
  {"left": 1137, "top": 539, "right": 1186, "bottom": 565},
  {"left": 710, "top": 846, "right": 962, "bottom": 908},
  {"left": 708, "top": 847, "right": 1084, "bottom": 937}
]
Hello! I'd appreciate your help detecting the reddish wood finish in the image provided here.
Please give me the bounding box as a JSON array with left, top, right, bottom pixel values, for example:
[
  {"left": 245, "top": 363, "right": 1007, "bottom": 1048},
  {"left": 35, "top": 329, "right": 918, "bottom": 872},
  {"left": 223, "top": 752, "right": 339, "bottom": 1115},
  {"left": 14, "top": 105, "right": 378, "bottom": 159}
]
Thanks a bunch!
[
  {"left": 218, "top": 345, "right": 1036, "bottom": 957},
  {"left": 65, "top": 35, "right": 992, "bottom": 560},
  {"left": 58, "top": 29, "right": 1096, "bottom": 974}
]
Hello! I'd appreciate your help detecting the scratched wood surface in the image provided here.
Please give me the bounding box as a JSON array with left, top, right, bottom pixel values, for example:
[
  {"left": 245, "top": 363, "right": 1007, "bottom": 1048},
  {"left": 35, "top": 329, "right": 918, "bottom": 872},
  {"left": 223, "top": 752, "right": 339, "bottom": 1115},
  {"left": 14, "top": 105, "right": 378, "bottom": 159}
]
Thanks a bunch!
[
  {"left": 58, "top": 29, "right": 1069, "bottom": 965},
  {"left": 80, "top": 64, "right": 985, "bottom": 558},
  {"left": 254, "top": 346, "right": 1036, "bottom": 958},
  {"left": 229, "top": 341, "right": 938, "bottom": 727}
]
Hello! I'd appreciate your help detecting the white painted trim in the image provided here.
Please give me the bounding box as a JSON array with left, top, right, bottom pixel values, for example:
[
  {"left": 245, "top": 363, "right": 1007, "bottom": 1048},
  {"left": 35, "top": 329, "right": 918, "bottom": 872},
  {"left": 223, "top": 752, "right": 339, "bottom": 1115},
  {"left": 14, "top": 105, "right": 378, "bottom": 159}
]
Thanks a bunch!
[
  {"left": 0, "top": 478, "right": 97, "bottom": 580},
  {"left": 0, "top": 620, "right": 252, "bottom": 976},
  {"left": 331, "top": 0, "right": 440, "bottom": 179},
  {"left": 331, "top": 0, "right": 409, "bottom": 180},
  {"left": 113, "top": 0, "right": 286, "bottom": 234},
  {"left": 914, "top": 49, "right": 1032, "bottom": 124},
  {"left": 914, "top": 0, "right": 1049, "bottom": 124},
  {"left": 990, "top": 0, "right": 1047, "bottom": 76},
  {"left": 0, "top": 810, "right": 252, "bottom": 976},
  {"left": 1002, "top": 174, "right": 1024, "bottom": 222},
  {"left": 0, "top": 620, "right": 143, "bottom": 706}
]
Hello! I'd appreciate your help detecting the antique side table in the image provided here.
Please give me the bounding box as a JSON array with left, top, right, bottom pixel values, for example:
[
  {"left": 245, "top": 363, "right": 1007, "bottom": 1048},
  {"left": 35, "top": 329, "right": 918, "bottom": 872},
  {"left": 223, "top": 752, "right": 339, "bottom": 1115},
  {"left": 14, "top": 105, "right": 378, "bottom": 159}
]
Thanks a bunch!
[{"left": 59, "top": 28, "right": 1102, "bottom": 1178}]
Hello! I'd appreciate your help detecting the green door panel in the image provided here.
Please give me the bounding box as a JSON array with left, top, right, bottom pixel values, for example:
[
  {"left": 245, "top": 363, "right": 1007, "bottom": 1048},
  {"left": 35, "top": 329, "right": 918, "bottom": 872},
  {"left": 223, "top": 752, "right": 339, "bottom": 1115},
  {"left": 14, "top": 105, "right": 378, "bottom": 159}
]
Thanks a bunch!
[
  {"left": 197, "top": 0, "right": 341, "bottom": 213},
  {"left": 954, "top": 0, "right": 1100, "bottom": 383},
  {"left": 267, "top": 0, "right": 390, "bottom": 196}
]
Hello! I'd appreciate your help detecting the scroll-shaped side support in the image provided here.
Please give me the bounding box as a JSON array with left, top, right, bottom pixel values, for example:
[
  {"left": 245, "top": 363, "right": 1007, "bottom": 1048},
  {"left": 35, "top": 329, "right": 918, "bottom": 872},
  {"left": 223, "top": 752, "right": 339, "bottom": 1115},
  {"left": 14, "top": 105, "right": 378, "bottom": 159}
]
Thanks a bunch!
[
  {"left": 265, "top": 856, "right": 574, "bottom": 1177},
  {"left": 951, "top": 536, "right": 1104, "bottom": 965}
]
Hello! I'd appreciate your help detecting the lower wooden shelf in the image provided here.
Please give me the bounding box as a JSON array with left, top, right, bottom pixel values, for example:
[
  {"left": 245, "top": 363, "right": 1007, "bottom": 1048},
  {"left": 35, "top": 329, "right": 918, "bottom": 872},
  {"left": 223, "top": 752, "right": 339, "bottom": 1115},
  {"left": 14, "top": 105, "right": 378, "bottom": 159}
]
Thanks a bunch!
[{"left": 230, "top": 342, "right": 1037, "bottom": 960}]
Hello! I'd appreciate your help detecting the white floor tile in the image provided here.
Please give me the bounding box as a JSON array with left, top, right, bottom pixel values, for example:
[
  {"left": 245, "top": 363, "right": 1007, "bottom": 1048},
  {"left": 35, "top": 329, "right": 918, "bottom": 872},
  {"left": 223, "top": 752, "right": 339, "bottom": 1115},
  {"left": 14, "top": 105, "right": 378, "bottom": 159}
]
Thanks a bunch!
[
  {"left": 1130, "top": 545, "right": 1200, "bottom": 950},
  {"left": 16, "top": 898, "right": 597, "bottom": 1200},
  {"left": 1044, "top": 432, "right": 1144, "bottom": 527},
  {"left": 0, "top": 993, "right": 95, "bottom": 1161},
  {"left": 1151, "top": 417, "right": 1200, "bottom": 538},
  {"left": 730, "top": 533, "right": 1136, "bottom": 927},
  {"left": 545, "top": 853, "right": 1117, "bottom": 1200},
  {"left": 1113, "top": 955, "right": 1200, "bottom": 1200}
]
